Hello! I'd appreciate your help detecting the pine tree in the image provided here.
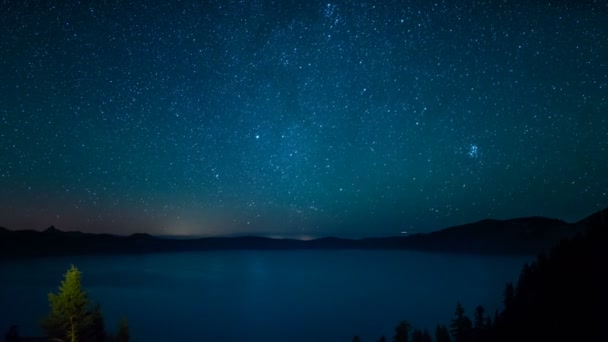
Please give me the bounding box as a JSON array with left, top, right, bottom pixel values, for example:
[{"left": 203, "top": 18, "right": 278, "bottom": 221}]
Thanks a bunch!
[
  {"left": 378, "top": 336, "right": 387, "bottom": 342},
  {"left": 435, "top": 324, "right": 451, "bottom": 342},
  {"left": 83, "top": 303, "right": 107, "bottom": 342},
  {"left": 473, "top": 305, "right": 486, "bottom": 342},
  {"left": 4, "top": 325, "right": 19, "bottom": 342},
  {"left": 421, "top": 329, "right": 432, "bottom": 342},
  {"left": 503, "top": 283, "right": 515, "bottom": 310},
  {"left": 393, "top": 321, "right": 411, "bottom": 342},
  {"left": 411, "top": 328, "right": 431, "bottom": 342},
  {"left": 411, "top": 329, "right": 423, "bottom": 342},
  {"left": 40, "top": 265, "right": 131, "bottom": 342},
  {"left": 473, "top": 305, "right": 485, "bottom": 331},
  {"left": 353, "top": 336, "right": 362, "bottom": 342},
  {"left": 114, "top": 317, "right": 130, "bottom": 342},
  {"left": 450, "top": 303, "right": 472, "bottom": 342},
  {"left": 41, "top": 265, "right": 94, "bottom": 342},
  {"left": 484, "top": 315, "right": 492, "bottom": 329}
]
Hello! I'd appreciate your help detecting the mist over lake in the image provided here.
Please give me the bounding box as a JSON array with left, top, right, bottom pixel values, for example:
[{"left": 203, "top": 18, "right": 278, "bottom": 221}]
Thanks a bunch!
[{"left": 0, "top": 250, "right": 530, "bottom": 341}]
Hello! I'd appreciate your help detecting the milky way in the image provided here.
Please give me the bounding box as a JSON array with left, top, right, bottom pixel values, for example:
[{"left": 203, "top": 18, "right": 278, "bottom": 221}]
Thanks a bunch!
[{"left": 1, "top": 0, "right": 606, "bottom": 237}]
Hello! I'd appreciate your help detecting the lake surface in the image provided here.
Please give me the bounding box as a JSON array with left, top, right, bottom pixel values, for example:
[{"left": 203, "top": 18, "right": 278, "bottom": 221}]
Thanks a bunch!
[{"left": 0, "top": 250, "right": 531, "bottom": 341}]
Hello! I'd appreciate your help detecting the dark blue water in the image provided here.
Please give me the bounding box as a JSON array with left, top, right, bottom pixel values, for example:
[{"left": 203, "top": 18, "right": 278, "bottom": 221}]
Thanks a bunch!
[{"left": 0, "top": 250, "right": 530, "bottom": 341}]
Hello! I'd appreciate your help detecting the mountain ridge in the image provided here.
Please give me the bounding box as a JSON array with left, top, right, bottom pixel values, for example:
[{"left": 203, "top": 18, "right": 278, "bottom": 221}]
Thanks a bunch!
[{"left": 0, "top": 208, "right": 604, "bottom": 258}]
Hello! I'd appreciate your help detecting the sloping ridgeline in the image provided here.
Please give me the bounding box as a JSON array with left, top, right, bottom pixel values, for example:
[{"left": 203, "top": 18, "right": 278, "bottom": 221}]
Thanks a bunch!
[
  {"left": 356, "top": 208, "right": 607, "bottom": 342},
  {"left": 0, "top": 208, "right": 602, "bottom": 258},
  {"left": 486, "top": 207, "right": 607, "bottom": 341}
]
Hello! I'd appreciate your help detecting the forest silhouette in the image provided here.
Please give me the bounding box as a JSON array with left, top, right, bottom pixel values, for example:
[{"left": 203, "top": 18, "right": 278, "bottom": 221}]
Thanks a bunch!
[{"left": 355, "top": 209, "right": 606, "bottom": 342}]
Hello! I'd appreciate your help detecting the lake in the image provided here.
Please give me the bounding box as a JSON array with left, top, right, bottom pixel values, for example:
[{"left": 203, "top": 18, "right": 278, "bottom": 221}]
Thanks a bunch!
[{"left": 0, "top": 250, "right": 531, "bottom": 341}]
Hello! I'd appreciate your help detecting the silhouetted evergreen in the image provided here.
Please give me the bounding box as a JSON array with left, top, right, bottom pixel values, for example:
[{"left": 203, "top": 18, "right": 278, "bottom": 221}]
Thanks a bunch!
[
  {"left": 82, "top": 303, "right": 107, "bottom": 342},
  {"left": 472, "top": 305, "right": 488, "bottom": 342},
  {"left": 473, "top": 305, "right": 484, "bottom": 331},
  {"left": 435, "top": 324, "right": 450, "bottom": 342},
  {"left": 112, "top": 318, "right": 130, "bottom": 342},
  {"left": 411, "top": 328, "right": 432, "bottom": 342},
  {"left": 3, "top": 325, "right": 19, "bottom": 342},
  {"left": 421, "top": 329, "right": 431, "bottom": 342},
  {"left": 484, "top": 316, "right": 491, "bottom": 330},
  {"left": 449, "top": 303, "right": 472, "bottom": 342},
  {"left": 487, "top": 209, "right": 607, "bottom": 342},
  {"left": 352, "top": 336, "right": 362, "bottom": 342},
  {"left": 393, "top": 321, "right": 411, "bottom": 342},
  {"left": 348, "top": 210, "right": 606, "bottom": 342},
  {"left": 502, "top": 283, "right": 514, "bottom": 312},
  {"left": 411, "top": 329, "right": 423, "bottom": 342},
  {"left": 377, "top": 336, "right": 387, "bottom": 342}
]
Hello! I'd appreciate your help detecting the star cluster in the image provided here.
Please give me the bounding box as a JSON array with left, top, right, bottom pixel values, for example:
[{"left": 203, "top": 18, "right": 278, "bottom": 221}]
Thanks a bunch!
[{"left": 1, "top": 0, "right": 606, "bottom": 237}]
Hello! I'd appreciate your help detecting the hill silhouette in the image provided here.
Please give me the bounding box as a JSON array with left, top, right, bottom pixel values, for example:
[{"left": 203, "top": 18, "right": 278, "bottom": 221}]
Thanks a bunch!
[
  {"left": 485, "top": 209, "right": 607, "bottom": 342},
  {"left": 351, "top": 208, "right": 607, "bottom": 342},
  {"left": 0, "top": 208, "right": 603, "bottom": 258},
  {"left": 390, "top": 215, "right": 585, "bottom": 254}
]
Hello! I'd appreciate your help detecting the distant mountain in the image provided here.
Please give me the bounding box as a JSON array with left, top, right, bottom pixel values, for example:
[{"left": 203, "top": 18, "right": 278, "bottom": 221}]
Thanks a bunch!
[
  {"left": 576, "top": 206, "right": 608, "bottom": 228},
  {"left": 43, "top": 225, "right": 62, "bottom": 234},
  {"left": 485, "top": 208, "right": 608, "bottom": 342},
  {"left": 0, "top": 209, "right": 604, "bottom": 258},
  {"left": 385, "top": 215, "right": 587, "bottom": 254}
]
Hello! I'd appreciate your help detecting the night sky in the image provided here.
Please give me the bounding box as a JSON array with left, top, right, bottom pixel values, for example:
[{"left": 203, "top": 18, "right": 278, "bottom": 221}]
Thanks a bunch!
[{"left": 1, "top": 0, "right": 606, "bottom": 238}]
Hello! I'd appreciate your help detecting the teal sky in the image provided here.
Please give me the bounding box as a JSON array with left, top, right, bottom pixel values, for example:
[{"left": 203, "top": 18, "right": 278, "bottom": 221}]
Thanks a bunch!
[{"left": 1, "top": 0, "right": 606, "bottom": 237}]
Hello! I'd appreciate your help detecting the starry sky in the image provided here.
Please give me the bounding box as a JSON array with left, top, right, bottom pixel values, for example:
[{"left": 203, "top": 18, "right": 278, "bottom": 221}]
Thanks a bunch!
[{"left": 1, "top": 0, "right": 607, "bottom": 238}]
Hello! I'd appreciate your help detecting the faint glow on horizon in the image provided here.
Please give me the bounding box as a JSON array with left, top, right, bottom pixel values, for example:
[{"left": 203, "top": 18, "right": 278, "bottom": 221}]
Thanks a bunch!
[{"left": 267, "top": 234, "right": 316, "bottom": 241}]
